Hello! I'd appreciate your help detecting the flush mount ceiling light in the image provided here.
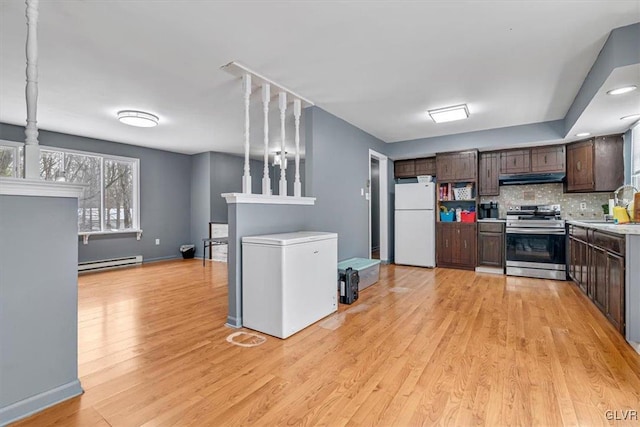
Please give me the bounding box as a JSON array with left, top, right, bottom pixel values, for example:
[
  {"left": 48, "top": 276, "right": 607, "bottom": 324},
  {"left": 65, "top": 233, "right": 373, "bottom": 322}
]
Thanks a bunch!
[
  {"left": 428, "top": 104, "right": 469, "bottom": 123},
  {"left": 606, "top": 85, "right": 637, "bottom": 96},
  {"left": 620, "top": 113, "right": 640, "bottom": 120},
  {"left": 575, "top": 132, "right": 591, "bottom": 137},
  {"left": 117, "top": 110, "right": 159, "bottom": 127}
]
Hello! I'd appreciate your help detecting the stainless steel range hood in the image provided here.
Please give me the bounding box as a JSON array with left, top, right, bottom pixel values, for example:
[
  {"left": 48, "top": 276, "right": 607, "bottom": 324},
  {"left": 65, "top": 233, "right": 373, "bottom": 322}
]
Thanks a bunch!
[{"left": 499, "top": 172, "right": 565, "bottom": 185}]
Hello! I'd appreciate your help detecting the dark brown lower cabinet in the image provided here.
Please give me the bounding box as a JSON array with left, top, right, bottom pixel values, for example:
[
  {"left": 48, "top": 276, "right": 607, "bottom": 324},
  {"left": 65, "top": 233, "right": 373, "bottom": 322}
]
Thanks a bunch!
[
  {"left": 437, "top": 222, "right": 476, "bottom": 270},
  {"left": 568, "top": 225, "right": 625, "bottom": 335},
  {"left": 568, "top": 230, "right": 589, "bottom": 294},
  {"left": 591, "top": 245, "right": 607, "bottom": 313},
  {"left": 606, "top": 253, "right": 625, "bottom": 333},
  {"left": 477, "top": 222, "right": 504, "bottom": 268}
]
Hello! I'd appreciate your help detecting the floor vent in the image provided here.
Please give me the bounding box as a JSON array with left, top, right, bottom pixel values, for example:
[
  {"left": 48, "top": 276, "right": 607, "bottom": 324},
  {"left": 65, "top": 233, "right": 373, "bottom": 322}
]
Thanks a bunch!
[{"left": 78, "top": 255, "right": 143, "bottom": 272}]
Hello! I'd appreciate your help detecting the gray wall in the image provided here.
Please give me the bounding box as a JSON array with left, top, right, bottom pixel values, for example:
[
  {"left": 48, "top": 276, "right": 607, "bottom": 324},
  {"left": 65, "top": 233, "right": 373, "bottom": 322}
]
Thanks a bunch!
[
  {"left": 270, "top": 161, "right": 306, "bottom": 197},
  {"left": 385, "top": 120, "right": 564, "bottom": 160},
  {"left": 210, "top": 152, "right": 263, "bottom": 223},
  {"left": 304, "top": 106, "right": 392, "bottom": 260},
  {"left": 190, "top": 152, "right": 211, "bottom": 258},
  {"left": 371, "top": 158, "right": 380, "bottom": 251},
  {"left": 226, "top": 203, "right": 312, "bottom": 327},
  {"left": 0, "top": 123, "right": 192, "bottom": 263},
  {"left": 0, "top": 195, "right": 83, "bottom": 425}
]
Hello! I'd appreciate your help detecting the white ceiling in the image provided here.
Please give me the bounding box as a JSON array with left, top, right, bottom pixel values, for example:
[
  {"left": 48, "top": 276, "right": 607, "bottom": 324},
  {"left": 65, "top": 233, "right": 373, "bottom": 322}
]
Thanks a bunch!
[{"left": 0, "top": 1, "right": 639, "bottom": 155}]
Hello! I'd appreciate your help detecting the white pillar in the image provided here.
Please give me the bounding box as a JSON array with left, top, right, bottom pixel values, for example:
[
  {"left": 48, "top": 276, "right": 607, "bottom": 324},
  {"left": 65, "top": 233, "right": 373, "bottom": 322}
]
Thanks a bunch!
[
  {"left": 242, "top": 73, "right": 252, "bottom": 193},
  {"left": 278, "top": 92, "right": 287, "bottom": 196},
  {"left": 261, "top": 84, "right": 271, "bottom": 195},
  {"left": 24, "top": 0, "right": 40, "bottom": 179},
  {"left": 293, "top": 99, "right": 302, "bottom": 197}
]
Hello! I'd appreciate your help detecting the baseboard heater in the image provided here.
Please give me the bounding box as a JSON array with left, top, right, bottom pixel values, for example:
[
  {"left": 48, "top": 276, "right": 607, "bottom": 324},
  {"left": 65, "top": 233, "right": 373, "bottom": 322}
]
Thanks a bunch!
[{"left": 78, "top": 255, "right": 143, "bottom": 272}]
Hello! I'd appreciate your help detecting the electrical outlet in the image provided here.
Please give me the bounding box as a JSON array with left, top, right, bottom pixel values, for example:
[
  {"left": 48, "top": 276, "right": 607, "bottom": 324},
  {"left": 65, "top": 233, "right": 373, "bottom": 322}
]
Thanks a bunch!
[
  {"left": 580, "top": 202, "right": 587, "bottom": 211},
  {"left": 360, "top": 188, "right": 364, "bottom": 196},
  {"left": 155, "top": 239, "right": 160, "bottom": 245}
]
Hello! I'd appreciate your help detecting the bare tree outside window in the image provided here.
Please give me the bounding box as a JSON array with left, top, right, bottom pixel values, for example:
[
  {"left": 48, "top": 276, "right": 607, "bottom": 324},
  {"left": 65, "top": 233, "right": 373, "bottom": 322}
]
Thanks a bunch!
[
  {"left": 104, "top": 159, "right": 134, "bottom": 230},
  {"left": 39, "top": 149, "right": 63, "bottom": 180},
  {"left": 38, "top": 148, "right": 139, "bottom": 233},
  {"left": 65, "top": 153, "right": 101, "bottom": 231},
  {"left": 0, "top": 146, "right": 17, "bottom": 177}
]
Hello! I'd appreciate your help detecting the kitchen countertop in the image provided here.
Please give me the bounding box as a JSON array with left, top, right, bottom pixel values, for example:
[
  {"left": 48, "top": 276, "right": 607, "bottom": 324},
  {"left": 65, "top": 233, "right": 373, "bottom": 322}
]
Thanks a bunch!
[
  {"left": 477, "top": 218, "right": 506, "bottom": 223},
  {"left": 567, "top": 220, "right": 640, "bottom": 235}
]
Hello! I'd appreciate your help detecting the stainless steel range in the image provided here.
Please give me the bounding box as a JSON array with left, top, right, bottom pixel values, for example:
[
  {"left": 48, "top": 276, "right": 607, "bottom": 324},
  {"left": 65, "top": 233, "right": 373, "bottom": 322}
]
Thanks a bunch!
[{"left": 505, "top": 204, "right": 566, "bottom": 280}]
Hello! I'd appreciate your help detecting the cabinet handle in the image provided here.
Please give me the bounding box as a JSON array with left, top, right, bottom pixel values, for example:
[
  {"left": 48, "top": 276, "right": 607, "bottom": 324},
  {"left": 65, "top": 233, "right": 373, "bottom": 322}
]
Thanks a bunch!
[
  {"left": 513, "top": 157, "right": 516, "bottom": 166},
  {"left": 544, "top": 155, "right": 548, "bottom": 164},
  {"left": 445, "top": 239, "right": 448, "bottom": 248},
  {"left": 487, "top": 168, "right": 490, "bottom": 178},
  {"left": 464, "top": 241, "right": 467, "bottom": 249},
  {"left": 576, "top": 160, "right": 581, "bottom": 172}
]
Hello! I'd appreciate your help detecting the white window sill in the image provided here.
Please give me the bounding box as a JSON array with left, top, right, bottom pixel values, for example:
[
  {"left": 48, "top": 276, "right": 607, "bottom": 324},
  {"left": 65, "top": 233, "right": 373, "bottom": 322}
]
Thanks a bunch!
[{"left": 79, "top": 229, "right": 142, "bottom": 245}]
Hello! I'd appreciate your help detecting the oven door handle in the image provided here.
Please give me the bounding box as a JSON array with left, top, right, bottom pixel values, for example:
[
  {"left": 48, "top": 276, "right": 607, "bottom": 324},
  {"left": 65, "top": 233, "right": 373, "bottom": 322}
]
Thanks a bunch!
[{"left": 506, "top": 228, "right": 566, "bottom": 235}]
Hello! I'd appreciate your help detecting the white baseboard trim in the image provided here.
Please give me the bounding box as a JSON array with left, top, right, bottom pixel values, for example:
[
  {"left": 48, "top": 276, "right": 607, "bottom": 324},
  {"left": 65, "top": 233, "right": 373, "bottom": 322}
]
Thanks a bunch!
[
  {"left": 0, "top": 379, "right": 83, "bottom": 426},
  {"left": 475, "top": 266, "right": 505, "bottom": 275}
]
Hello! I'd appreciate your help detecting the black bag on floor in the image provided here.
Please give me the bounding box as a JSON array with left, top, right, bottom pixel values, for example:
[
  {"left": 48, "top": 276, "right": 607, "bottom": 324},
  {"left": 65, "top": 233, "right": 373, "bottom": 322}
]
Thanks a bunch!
[{"left": 339, "top": 267, "right": 359, "bottom": 304}]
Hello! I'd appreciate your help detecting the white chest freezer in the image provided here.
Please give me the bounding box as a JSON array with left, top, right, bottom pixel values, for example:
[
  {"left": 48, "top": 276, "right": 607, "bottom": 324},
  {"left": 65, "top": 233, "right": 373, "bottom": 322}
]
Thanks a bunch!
[{"left": 242, "top": 231, "right": 338, "bottom": 339}]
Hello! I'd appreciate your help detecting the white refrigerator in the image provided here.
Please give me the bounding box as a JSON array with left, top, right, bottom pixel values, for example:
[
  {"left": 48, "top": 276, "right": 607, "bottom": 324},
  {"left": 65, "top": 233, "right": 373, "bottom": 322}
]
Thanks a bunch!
[{"left": 394, "top": 182, "right": 436, "bottom": 267}]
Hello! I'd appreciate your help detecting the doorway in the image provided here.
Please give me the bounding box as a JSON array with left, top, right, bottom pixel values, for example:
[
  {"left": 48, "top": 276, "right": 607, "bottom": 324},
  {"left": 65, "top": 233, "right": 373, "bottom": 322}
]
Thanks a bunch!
[
  {"left": 370, "top": 158, "right": 380, "bottom": 259},
  {"left": 369, "top": 150, "right": 389, "bottom": 262}
]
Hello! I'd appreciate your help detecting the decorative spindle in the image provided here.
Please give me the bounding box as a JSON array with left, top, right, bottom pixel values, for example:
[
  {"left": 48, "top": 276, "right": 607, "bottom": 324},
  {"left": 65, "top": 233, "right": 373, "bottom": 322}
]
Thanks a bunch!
[
  {"left": 242, "top": 73, "right": 252, "bottom": 193},
  {"left": 261, "top": 84, "right": 271, "bottom": 195},
  {"left": 278, "top": 92, "right": 287, "bottom": 196},
  {"left": 293, "top": 99, "right": 302, "bottom": 197},
  {"left": 23, "top": 0, "right": 40, "bottom": 178}
]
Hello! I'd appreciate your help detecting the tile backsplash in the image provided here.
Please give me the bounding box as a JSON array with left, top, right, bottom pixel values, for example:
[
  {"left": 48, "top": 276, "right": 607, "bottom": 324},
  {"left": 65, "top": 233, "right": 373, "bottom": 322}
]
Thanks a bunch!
[{"left": 480, "top": 183, "right": 612, "bottom": 219}]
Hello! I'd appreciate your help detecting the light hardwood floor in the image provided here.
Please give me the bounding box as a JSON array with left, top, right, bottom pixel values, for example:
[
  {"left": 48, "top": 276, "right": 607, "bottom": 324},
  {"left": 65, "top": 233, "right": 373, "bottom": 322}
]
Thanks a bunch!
[{"left": 14, "top": 260, "right": 640, "bottom": 426}]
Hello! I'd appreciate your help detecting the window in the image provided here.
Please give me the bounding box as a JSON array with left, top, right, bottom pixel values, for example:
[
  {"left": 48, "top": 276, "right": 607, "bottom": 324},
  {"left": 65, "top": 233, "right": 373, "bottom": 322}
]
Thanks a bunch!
[
  {"left": 39, "top": 146, "right": 140, "bottom": 233},
  {"left": 0, "top": 140, "right": 24, "bottom": 178},
  {"left": 633, "top": 123, "right": 640, "bottom": 190}
]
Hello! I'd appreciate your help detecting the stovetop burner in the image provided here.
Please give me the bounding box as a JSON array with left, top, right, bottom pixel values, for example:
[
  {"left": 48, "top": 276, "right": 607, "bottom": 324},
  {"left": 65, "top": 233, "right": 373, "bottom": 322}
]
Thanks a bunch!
[{"left": 507, "top": 204, "right": 561, "bottom": 220}]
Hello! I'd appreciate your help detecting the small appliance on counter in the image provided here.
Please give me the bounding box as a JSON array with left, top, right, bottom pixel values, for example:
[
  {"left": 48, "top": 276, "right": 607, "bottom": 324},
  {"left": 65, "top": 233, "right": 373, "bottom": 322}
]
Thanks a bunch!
[{"left": 478, "top": 202, "right": 499, "bottom": 220}]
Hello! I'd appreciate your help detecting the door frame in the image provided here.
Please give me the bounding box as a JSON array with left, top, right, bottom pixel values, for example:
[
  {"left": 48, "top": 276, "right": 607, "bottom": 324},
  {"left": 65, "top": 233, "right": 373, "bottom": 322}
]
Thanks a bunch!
[{"left": 369, "top": 149, "right": 389, "bottom": 262}]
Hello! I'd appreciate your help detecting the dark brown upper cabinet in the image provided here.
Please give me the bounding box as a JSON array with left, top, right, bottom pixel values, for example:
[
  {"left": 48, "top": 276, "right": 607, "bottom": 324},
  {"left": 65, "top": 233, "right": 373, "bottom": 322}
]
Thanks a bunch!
[
  {"left": 456, "top": 151, "right": 478, "bottom": 181},
  {"left": 436, "top": 154, "right": 455, "bottom": 181},
  {"left": 394, "top": 159, "right": 416, "bottom": 179},
  {"left": 530, "top": 145, "right": 565, "bottom": 173},
  {"left": 566, "top": 135, "right": 623, "bottom": 192},
  {"left": 394, "top": 157, "right": 436, "bottom": 179},
  {"left": 500, "top": 149, "right": 531, "bottom": 174},
  {"left": 479, "top": 152, "right": 499, "bottom": 196},
  {"left": 436, "top": 151, "right": 477, "bottom": 182},
  {"left": 414, "top": 157, "right": 436, "bottom": 176}
]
